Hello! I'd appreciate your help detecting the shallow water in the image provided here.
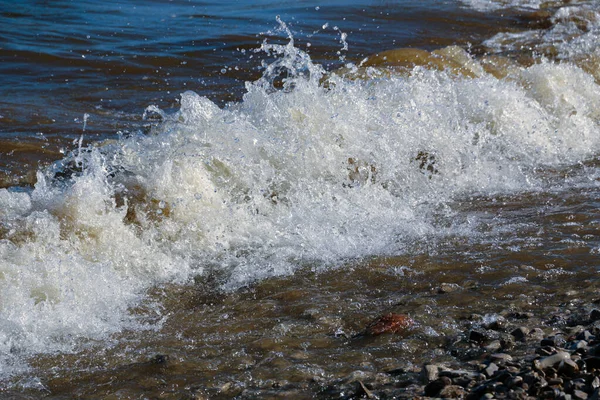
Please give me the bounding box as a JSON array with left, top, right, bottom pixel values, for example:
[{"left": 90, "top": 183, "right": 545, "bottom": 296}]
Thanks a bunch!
[{"left": 1, "top": 0, "right": 600, "bottom": 397}]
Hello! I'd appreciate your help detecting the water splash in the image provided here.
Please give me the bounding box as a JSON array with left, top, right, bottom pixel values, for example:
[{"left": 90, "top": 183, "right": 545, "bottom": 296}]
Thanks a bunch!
[{"left": 1, "top": 14, "right": 600, "bottom": 380}]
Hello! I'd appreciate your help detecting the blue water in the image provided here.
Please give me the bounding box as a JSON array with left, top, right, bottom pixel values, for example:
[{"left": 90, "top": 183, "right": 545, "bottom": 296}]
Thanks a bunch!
[{"left": 0, "top": 0, "right": 506, "bottom": 143}]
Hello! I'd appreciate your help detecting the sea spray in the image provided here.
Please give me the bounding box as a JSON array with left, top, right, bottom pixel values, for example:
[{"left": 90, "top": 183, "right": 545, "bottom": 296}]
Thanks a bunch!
[{"left": 1, "top": 15, "right": 600, "bottom": 379}]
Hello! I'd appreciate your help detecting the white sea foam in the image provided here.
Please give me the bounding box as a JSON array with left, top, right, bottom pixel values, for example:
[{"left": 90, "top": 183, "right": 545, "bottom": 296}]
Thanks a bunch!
[
  {"left": 483, "top": 2, "right": 600, "bottom": 60},
  {"left": 460, "top": 0, "right": 546, "bottom": 12},
  {"left": 2, "top": 15, "right": 600, "bottom": 378}
]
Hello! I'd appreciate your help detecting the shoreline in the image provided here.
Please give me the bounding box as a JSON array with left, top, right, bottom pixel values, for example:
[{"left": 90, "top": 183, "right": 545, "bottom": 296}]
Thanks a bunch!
[{"left": 6, "top": 259, "right": 599, "bottom": 399}]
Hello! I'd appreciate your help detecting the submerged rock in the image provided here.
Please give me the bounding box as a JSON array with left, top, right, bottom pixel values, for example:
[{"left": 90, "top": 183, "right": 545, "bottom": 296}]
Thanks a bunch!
[{"left": 362, "top": 313, "right": 414, "bottom": 336}]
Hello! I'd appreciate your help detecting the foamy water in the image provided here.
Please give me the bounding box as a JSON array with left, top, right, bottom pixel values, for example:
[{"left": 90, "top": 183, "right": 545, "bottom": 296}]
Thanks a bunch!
[{"left": 1, "top": 0, "right": 600, "bottom": 384}]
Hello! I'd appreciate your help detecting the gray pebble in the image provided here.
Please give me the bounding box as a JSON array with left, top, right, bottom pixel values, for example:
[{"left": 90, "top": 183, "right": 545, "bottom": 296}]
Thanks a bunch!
[
  {"left": 420, "top": 364, "right": 439, "bottom": 383},
  {"left": 529, "top": 327, "right": 545, "bottom": 341},
  {"left": 573, "top": 389, "right": 589, "bottom": 400},
  {"left": 536, "top": 351, "right": 570, "bottom": 369},
  {"left": 484, "top": 362, "right": 499, "bottom": 378},
  {"left": 484, "top": 340, "right": 502, "bottom": 352},
  {"left": 490, "top": 353, "right": 513, "bottom": 363}
]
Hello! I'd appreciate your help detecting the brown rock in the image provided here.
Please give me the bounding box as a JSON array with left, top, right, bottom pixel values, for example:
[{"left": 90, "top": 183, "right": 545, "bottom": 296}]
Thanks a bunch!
[
  {"left": 364, "top": 313, "right": 414, "bottom": 336},
  {"left": 438, "top": 384, "right": 466, "bottom": 398},
  {"left": 558, "top": 358, "right": 579, "bottom": 376}
]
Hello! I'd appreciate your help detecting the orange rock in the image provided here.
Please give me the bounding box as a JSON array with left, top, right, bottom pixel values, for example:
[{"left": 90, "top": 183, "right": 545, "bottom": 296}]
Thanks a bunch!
[{"left": 364, "top": 313, "right": 414, "bottom": 336}]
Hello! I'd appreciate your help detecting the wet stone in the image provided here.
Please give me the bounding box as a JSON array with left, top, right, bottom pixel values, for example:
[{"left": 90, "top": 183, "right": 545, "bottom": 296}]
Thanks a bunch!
[
  {"left": 420, "top": 364, "right": 439, "bottom": 383},
  {"left": 558, "top": 358, "right": 580, "bottom": 376},
  {"left": 565, "top": 378, "right": 586, "bottom": 393},
  {"left": 452, "top": 376, "right": 475, "bottom": 388},
  {"left": 548, "top": 377, "right": 564, "bottom": 386},
  {"left": 590, "top": 310, "right": 600, "bottom": 322},
  {"left": 490, "top": 353, "right": 513, "bottom": 363},
  {"left": 363, "top": 313, "right": 413, "bottom": 336},
  {"left": 543, "top": 335, "right": 567, "bottom": 348},
  {"left": 485, "top": 316, "right": 508, "bottom": 331},
  {"left": 529, "top": 328, "right": 545, "bottom": 341},
  {"left": 439, "top": 369, "right": 480, "bottom": 380},
  {"left": 438, "top": 283, "right": 462, "bottom": 293},
  {"left": 484, "top": 362, "right": 499, "bottom": 378},
  {"left": 501, "top": 335, "right": 516, "bottom": 351},
  {"left": 509, "top": 311, "right": 534, "bottom": 320},
  {"left": 574, "top": 389, "right": 589, "bottom": 400},
  {"left": 424, "top": 376, "right": 451, "bottom": 397},
  {"left": 511, "top": 327, "right": 530, "bottom": 341},
  {"left": 484, "top": 340, "right": 502, "bottom": 352},
  {"left": 568, "top": 340, "right": 589, "bottom": 352},
  {"left": 439, "top": 384, "right": 466, "bottom": 398},
  {"left": 343, "top": 370, "right": 376, "bottom": 384},
  {"left": 576, "top": 330, "right": 594, "bottom": 342},
  {"left": 539, "top": 346, "right": 558, "bottom": 356},
  {"left": 469, "top": 330, "right": 487, "bottom": 343},
  {"left": 537, "top": 352, "right": 571, "bottom": 369},
  {"left": 507, "top": 375, "right": 524, "bottom": 389}
]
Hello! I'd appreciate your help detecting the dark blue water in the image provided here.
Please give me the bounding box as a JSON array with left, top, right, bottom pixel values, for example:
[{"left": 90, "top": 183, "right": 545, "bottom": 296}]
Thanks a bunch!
[{"left": 0, "top": 0, "right": 512, "bottom": 186}]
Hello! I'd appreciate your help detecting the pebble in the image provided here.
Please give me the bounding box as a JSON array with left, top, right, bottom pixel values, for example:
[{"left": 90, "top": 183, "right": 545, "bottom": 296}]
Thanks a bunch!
[
  {"left": 438, "top": 283, "right": 462, "bottom": 293},
  {"left": 558, "top": 358, "right": 580, "bottom": 376},
  {"left": 438, "top": 384, "right": 465, "bottom": 398},
  {"left": 576, "top": 330, "right": 594, "bottom": 341},
  {"left": 489, "top": 353, "right": 513, "bottom": 363},
  {"left": 542, "top": 335, "right": 567, "bottom": 347},
  {"left": 483, "top": 362, "right": 499, "bottom": 378},
  {"left": 506, "top": 375, "right": 523, "bottom": 388},
  {"left": 485, "top": 316, "right": 508, "bottom": 331},
  {"left": 420, "top": 364, "right": 439, "bottom": 383},
  {"left": 536, "top": 352, "right": 571, "bottom": 369},
  {"left": 529, "top": 327, "right": 545, "bottom": 341},
  {"left": 439, "top": 369, "right": 480, "bottom": 379},
  {"left": 424, "top": 376, "right": 451, "bottom": 397},
  {"left": 509, "top": 311, "right": 534, "bottom": 319},
  {"left": 484, "top": 340, "right": 502, "bottom": 352},
  {"left": 469, "top": 330, "right": 487, "bottom": 343},
  {"left": 511, "top": 326, "right": 530, "bottom": 341},
  {"left": 574, "top": 389, "right": 589, "bottom": 400}
]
